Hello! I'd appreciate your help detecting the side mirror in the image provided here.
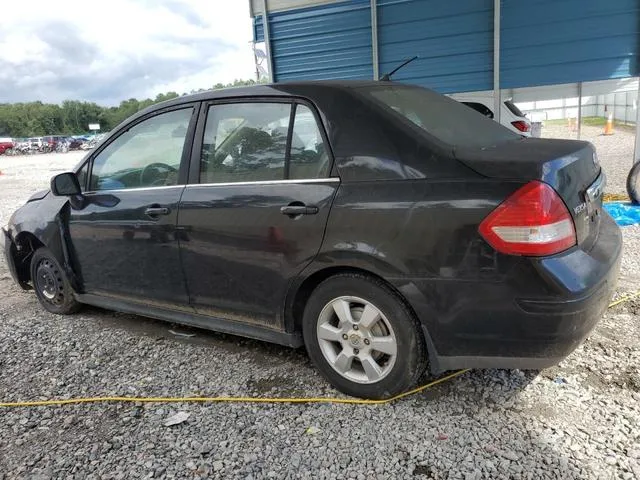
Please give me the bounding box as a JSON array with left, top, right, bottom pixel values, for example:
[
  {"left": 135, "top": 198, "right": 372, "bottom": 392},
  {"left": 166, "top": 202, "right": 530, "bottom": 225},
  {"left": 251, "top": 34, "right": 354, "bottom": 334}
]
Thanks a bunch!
[{"left": 51, "top": 172, "right": 81, "bottom": 196}]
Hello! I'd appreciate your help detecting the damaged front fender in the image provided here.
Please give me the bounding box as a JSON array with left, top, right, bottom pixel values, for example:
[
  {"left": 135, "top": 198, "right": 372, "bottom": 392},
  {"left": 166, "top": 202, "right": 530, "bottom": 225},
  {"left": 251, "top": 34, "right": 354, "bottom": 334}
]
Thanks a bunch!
[{"left": 3, "top": 194, "right": 79, "bottom": 291}]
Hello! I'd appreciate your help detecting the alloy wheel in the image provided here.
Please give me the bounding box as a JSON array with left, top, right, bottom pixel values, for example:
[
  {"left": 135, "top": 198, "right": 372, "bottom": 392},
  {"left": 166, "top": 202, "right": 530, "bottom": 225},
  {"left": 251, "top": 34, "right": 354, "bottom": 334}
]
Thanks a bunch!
[{"left": 316, "top": 296, "right": 398, "bottom": 384}]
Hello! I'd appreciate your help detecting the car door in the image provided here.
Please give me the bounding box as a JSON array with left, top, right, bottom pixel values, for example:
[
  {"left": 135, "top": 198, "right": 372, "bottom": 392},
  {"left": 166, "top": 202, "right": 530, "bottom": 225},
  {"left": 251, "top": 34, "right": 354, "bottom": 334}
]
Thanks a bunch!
[
  {"left": 67, "top": 104, "right": 198, "bottom": 309},
  {"left": 178, "top": 99, "right": 339, "bottom": 329}
]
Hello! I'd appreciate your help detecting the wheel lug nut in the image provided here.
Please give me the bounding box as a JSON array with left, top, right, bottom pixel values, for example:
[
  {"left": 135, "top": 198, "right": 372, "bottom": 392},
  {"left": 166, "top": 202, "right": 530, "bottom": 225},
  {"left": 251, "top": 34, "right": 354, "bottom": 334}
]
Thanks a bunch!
[
  {"left": 342, "top": 334, "right": 348, "bottom": 340},
  {"left": 353, "top": 325, "right": 359, "bottom": 331},
  {"left": 353, "top": 348, "right": 359, "bottom": 355},
  {"left": 364, "top": 339, "right": 370, "bottom": 345}
]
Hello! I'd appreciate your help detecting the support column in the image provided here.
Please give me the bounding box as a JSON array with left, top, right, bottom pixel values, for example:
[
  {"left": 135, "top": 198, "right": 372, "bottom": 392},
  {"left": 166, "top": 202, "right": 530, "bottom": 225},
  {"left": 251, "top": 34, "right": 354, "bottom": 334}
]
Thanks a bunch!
[
  {"left": 262, "top": 0, "right": 274, "bottom": 82},
  {"left": 371, "top": 0, "right": 379, "bottom": 80},
  {"left": 635, "top": 77, "right": 640, "bottom": 165},
  {"left": 577, "top": 82, "right": 582, "bottom": 140},
  {"left": 493, "top": 0, "right": 501, "bottom": 123}
]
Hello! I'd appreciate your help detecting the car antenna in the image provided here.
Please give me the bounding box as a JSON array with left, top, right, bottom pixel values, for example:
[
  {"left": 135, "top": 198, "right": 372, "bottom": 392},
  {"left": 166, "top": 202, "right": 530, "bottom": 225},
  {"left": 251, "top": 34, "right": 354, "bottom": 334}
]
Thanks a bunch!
[{"left": 379, "top": 56, "right": 419, "bottom": 81}]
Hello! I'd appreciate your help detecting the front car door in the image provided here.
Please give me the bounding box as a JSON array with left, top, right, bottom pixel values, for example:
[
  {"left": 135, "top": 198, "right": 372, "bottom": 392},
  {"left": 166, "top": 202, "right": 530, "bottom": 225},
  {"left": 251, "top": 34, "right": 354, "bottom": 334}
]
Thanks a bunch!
[
  {"left": 178, "top": 99, "right": 339, "bottom": 329},
  {"left": 68, "top": 104, "right": 198, "bottom": 309}
]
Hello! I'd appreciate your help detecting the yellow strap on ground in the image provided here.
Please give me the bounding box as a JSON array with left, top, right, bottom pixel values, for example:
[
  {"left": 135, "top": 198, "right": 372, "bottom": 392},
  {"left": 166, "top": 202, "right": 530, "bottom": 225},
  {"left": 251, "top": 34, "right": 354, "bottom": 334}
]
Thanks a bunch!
[
  {"left": 0, "top": 369, "right": 469, "bottom": 408},
  {"left": 1, "top": 290, "right": 638, "bottom": 408},
  {"left": 607, "top": 289, "right": 640, "bottom": 309}
]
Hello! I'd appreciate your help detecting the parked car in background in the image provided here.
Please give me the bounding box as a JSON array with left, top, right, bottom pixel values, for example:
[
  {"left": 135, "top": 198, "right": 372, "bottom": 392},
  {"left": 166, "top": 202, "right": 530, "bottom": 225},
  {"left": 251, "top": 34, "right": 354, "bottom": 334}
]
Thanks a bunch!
[
  {"left": 27, "top": 137, "right": 45, "bottom": 150},
  {"left": 11, "top": 138, "right": 32, "bottom": 155},
  {"left": 43, "top": 136, "right": 67, "bottom": 151},
  {"left": 2, "top": 81, "right": 620, "bottom": 399},
  {"left": 67, "top": 137, "right": 85, "bottom": 150},
  {"left": 453, "top": 95, "right": 532, "bottom": 136},
  {"left": 0, "top": 138, "right": 14, "bottom": 154}
]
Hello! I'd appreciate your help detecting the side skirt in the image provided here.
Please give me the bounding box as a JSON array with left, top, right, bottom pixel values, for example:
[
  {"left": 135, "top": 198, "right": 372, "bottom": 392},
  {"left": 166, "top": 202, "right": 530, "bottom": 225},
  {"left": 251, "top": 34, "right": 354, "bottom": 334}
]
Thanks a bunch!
[{"left": 75, "top": 293, "right": 304, "bottom": 348}]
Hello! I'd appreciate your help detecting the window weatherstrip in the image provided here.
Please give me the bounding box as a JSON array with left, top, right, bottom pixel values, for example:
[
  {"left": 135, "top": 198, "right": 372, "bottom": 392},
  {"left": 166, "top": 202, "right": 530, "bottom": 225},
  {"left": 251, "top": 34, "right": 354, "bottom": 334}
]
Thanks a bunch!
[
  {"left": 83, "top": 184, "right": 187, "bottom": 195},
  {"left": 284, "top": 103, "right": 296, "bottom": 179},
  {"left": 187, "top": 178, "right": 340, "bottom": 188}
]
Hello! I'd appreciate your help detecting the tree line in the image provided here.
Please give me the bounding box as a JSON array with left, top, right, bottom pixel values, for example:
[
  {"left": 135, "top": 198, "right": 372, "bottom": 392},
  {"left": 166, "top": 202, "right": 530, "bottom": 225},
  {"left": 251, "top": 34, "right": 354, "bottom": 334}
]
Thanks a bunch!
[{"left": 0, "top": 79, "right": 262, "bottom": 138}]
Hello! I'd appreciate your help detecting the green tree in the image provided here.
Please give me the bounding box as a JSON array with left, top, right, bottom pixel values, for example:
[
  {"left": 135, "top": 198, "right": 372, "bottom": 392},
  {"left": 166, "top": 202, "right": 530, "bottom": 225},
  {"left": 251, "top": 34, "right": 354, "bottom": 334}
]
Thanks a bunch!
[{"left": 0, "top": 80, "right": 262, "bottom": 137}]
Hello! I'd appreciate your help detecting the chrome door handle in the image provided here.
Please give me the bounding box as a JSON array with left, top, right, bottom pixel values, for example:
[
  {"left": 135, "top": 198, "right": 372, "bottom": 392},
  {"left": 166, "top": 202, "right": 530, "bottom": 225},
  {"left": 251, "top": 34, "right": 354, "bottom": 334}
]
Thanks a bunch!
[
  {"left": 145, "top": 207, "right": 170, "bottom": 217},
  {"left": 280, "top": 205, "right": 319, "bottom": 216}
]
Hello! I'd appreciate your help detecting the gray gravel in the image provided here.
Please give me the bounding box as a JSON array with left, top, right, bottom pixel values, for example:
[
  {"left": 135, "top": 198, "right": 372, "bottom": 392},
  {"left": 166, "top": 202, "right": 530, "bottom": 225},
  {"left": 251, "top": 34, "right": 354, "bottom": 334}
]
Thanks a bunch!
[
  {"left": 1, "top": 152, "right": 640, "bottom": 479},
  {"left": 541, "top": 123, "right": 636, "bottom": 195}
]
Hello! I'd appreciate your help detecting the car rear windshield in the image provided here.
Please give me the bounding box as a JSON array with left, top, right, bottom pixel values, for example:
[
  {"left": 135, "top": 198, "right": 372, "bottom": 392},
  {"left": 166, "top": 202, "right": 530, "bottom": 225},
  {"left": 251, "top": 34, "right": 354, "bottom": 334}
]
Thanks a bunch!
[
  {"left": 504, "top": 100, "right": 525, "bottom": 117},
  {"left": 359, "top": 85, "right": 519, "bottom": 148}
]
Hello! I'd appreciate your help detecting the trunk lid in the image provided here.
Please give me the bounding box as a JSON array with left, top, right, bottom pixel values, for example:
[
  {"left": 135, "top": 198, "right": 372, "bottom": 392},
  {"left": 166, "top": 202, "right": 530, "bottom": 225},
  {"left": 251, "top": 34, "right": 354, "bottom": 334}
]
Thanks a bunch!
[{"left": 455, "top": 138, "right": 603, "bottom": 248}]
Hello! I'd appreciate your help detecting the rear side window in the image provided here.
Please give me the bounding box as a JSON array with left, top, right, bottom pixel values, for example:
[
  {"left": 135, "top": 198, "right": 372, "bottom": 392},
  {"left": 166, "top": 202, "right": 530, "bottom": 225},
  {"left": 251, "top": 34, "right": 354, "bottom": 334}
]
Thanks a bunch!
[
  {"left": 289, "top": 104, "right": 330, "bottom": 180},
  {"left": 504, "top": 100, "right": 525, "bottom": 117},
  {"left": 462, "top": 102, "right": 494, "bottom": 119},
  {"left": 361, "top": 85, "right": 519, "bottom": 148},
  {"left": 200, "top": 103, "right": 291, "bottom": 183},
  {"left": 199, "top": 102, "right": 330, "bottom": 183}
]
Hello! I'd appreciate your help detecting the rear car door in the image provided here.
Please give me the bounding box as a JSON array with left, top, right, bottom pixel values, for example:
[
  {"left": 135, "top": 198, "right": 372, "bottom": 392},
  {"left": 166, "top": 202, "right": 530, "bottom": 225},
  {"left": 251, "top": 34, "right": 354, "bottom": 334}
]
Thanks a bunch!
[
  {"left": 178, "top": 99, "right": 339, "bottom": 329},
  {"left": 68, "top": 104, "right": 198, "bottom": 308}
]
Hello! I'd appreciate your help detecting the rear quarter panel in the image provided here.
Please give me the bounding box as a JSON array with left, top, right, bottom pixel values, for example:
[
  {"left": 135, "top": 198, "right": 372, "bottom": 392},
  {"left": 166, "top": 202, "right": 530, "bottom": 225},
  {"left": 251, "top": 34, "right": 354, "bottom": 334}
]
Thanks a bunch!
[{"left": 310, "top": 179, "right": 567, "bottom": 351}]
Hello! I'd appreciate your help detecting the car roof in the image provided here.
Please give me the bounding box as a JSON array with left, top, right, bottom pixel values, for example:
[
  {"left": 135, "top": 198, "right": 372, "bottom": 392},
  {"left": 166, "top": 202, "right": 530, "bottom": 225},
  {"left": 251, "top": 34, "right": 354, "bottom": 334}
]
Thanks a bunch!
[{"left": 136, "top": 80, "right": 399, "bottom": 115}]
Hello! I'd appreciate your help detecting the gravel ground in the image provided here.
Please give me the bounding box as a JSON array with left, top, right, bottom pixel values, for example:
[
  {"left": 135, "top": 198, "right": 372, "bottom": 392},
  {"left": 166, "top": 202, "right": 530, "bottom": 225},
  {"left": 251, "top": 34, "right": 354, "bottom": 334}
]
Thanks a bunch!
[
  {"left": 0, "top": 152, "right": 639, "bottom": 479},
  {"left": 541, "top": 123, "right": 636, "bottom": 195}
]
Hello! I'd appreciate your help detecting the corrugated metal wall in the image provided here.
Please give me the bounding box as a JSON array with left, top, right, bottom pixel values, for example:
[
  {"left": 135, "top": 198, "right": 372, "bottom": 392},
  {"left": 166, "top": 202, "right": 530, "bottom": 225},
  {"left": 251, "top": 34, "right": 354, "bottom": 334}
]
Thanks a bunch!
[
  {"left": 378, "top": 0, "right": 493, "bottom": 93},
  {"left": 501, "top": 0, "right": 639, "bottom": 89},
  {"left": 254, "top": 0, "right": 373, "bottom": 82},
  {"left": 253, "top": 0, "right": 639, "bottom": 92}
]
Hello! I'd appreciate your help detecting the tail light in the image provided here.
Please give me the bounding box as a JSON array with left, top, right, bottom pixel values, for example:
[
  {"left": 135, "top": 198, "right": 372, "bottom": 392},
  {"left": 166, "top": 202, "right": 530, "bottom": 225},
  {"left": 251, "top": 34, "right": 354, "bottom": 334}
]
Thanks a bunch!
[
  {"left": 479, "top": 181, "right": 576, "bottom": 256},
  {"left": 511, "top": 120, "right": 530, "bottom": 132}
]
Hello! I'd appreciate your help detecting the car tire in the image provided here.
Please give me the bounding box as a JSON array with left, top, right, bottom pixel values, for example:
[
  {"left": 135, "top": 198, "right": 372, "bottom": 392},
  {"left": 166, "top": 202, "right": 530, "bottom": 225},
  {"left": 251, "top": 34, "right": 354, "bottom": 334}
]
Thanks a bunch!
[
  {"left": 302, "top": 273, "right": 428, "bottom": 399},
  {"left": 627, "top": 161, "right": 640, "bottom": 205},
  {"left": 30, "top": 248, "right": 81, "bottom": 315}
]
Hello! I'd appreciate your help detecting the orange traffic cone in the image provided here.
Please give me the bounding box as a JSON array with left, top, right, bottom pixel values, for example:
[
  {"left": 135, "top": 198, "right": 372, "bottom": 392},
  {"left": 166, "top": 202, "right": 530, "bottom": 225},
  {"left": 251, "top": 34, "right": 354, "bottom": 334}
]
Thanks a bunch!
[{"left": 604, "top": 112, "right": 614, "bottom": 135}]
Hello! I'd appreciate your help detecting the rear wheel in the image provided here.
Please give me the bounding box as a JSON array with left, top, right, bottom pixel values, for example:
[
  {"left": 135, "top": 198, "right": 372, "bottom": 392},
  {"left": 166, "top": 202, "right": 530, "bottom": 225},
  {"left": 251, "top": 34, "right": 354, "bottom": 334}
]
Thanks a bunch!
[
  {"left": 302, "top": 274, "right": 427, "bottom": 399},
  {"left": 30, "top": 249, "right": 81, "bottom": 315},
  {"left": 627, "top": 161, "right": 640, "bottom": 205}
]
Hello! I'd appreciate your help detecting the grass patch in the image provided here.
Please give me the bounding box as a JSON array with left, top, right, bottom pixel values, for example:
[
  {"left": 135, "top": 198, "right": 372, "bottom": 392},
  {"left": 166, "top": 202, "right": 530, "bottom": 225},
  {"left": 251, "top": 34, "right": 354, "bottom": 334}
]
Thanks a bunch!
[{"left": 544, "top": 116, "right": 635, "bottom": 128}]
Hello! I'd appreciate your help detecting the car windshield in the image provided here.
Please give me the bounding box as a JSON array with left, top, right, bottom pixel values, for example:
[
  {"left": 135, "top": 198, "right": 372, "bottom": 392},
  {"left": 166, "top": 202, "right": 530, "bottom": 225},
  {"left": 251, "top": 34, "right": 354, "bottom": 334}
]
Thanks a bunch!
[{"left": 359, "top": 85, "right": 520, "bottom": 148}]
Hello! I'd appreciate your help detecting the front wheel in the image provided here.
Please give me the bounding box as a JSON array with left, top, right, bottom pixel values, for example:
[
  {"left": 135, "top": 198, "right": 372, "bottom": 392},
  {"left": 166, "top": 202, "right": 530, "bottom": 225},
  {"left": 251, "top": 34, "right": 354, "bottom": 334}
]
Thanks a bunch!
[
  {"left": 302, "top": 274, "right": 428, "bottom": 399},
  {"left": 30, "top": 248, "right": 81, "bottom": 315}
]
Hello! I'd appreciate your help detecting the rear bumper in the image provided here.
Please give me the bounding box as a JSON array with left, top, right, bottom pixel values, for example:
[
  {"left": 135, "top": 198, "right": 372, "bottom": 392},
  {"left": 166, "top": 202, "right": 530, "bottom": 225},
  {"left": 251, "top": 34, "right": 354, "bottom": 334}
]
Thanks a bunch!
[
  {"left": 393, "top": 212, "right": 622, "bottom": 373},
  {"left": 431, "top": 272, "right": 615, "bottom": 372}
]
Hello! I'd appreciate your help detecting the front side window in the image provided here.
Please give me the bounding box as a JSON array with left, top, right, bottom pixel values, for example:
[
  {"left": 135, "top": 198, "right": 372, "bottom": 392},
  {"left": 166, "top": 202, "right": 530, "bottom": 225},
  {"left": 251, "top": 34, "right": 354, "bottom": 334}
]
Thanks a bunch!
[
  {"left": 76, "top": 161, "right": 89, "bottom": 191},
  {"left": 90, "top": 108, "right": 192, "bottom": 191},
  {"left": 289, "top": 105, "right": 330, "bottom": 180},
  {"left": 200, "top": 103, "right": 291, "bottom": 184}
]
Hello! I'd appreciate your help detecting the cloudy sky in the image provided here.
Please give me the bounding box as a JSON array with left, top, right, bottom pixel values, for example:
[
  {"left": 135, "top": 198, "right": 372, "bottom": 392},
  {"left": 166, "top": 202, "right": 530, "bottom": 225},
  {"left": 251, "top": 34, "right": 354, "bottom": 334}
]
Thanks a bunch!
[{"left": 0, "top": 0, "right": 258, "bottom": 105}]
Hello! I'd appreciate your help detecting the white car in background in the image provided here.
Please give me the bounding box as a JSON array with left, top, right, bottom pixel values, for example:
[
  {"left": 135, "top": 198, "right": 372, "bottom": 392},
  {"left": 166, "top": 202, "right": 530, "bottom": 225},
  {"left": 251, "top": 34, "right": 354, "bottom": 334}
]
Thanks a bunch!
[{"left": 453, "top": 95, "right": 532, "bottom": 137}]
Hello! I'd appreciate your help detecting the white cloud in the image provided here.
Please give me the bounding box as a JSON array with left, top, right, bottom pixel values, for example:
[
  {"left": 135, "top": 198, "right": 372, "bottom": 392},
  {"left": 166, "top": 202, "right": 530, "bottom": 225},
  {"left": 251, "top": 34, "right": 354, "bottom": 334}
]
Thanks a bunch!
[{"left": 0, "top": 0, "right": 257, "bottom": 104}]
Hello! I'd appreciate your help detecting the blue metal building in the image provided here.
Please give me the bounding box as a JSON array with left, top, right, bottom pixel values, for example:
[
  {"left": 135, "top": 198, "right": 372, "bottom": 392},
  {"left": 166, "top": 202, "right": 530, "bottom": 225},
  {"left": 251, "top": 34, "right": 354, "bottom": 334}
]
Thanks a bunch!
[
  {"left": 250, "top": 0, "right": 639, "bottom": 159},
  {"left": 251, "top": 0, "right": 638, "bottom": 93}
]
